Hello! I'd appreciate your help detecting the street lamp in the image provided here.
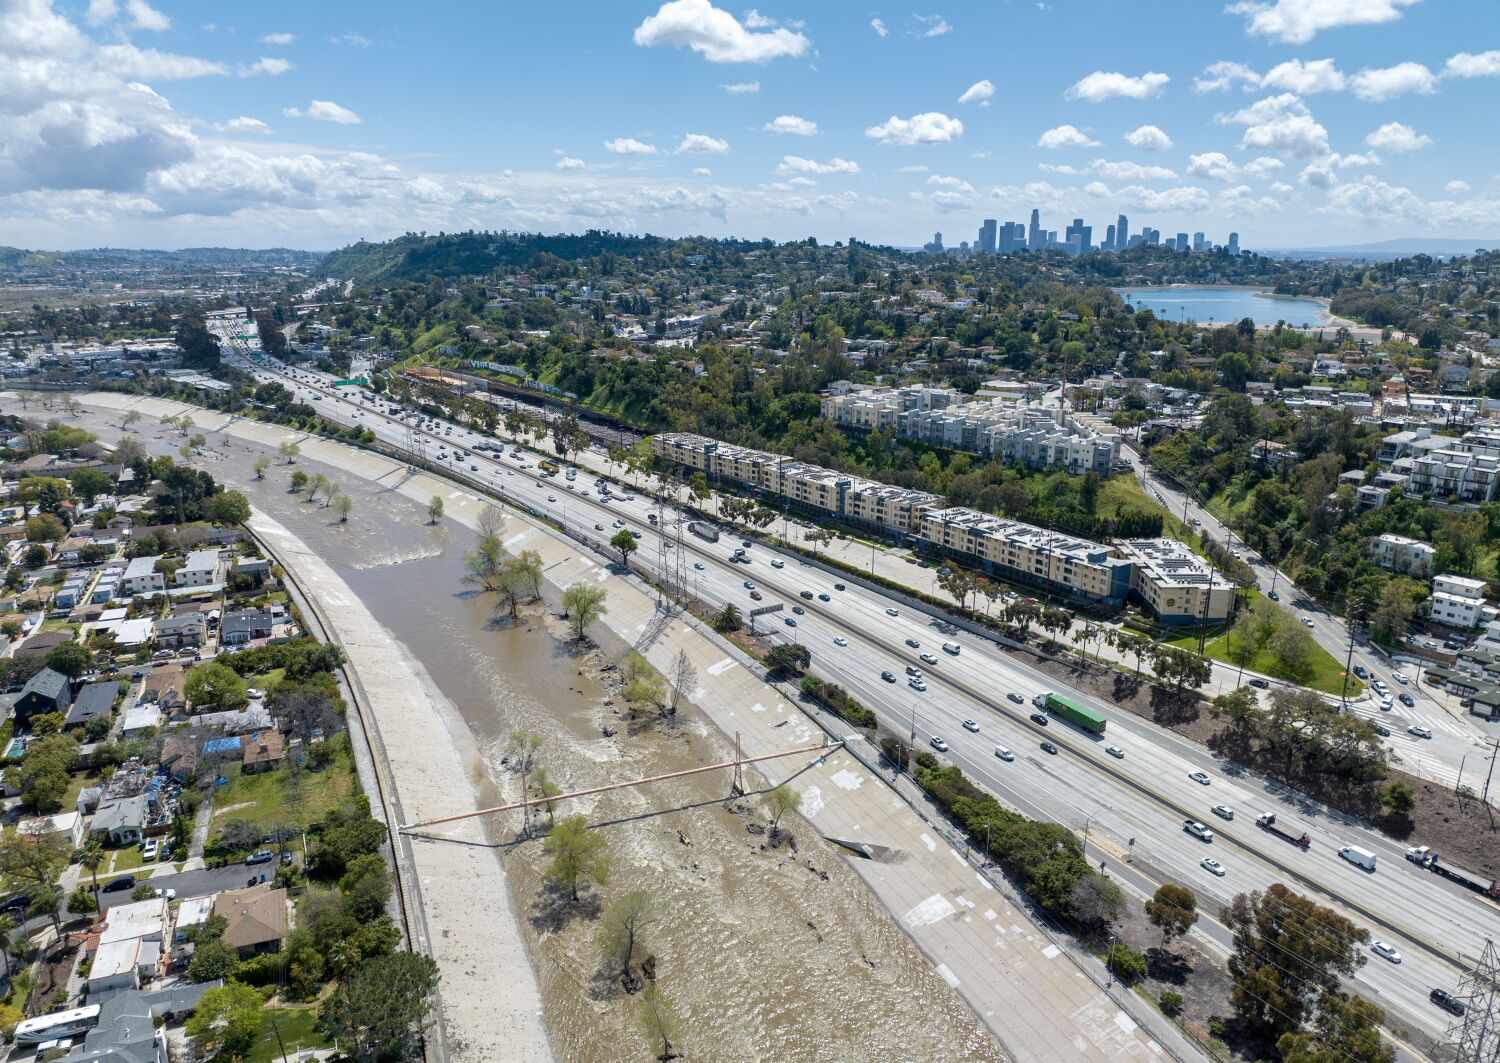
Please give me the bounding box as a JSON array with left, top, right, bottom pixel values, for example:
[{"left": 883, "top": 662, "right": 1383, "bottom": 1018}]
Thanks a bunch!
[{"left": 1106, "top": 932, "right": 1118, "bottom": 987}]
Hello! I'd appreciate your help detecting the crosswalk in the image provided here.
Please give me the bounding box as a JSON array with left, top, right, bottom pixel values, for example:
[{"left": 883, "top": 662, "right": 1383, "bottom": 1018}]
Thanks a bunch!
[{"left": 1348, "top": 700, "right": 1471, "bottom": 739}]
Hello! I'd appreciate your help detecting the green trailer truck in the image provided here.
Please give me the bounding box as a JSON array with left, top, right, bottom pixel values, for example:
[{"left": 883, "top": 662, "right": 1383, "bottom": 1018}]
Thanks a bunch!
[{"left": 1032, "top": 692, "right": 1107, "bottom": 734}]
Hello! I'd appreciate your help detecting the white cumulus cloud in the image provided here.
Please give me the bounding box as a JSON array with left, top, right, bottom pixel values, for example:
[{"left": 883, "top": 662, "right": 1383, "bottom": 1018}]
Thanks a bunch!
[
  {"left": 1351, "top": 61, "right": 1435, "bottom": 101},
  {"left": 675, "top": 133, "right": 729, "bottom": 154},
  {"left": 1124, "top": 124, "right": 1173, "bottom": 151},
  {"left": 217, "top": 116, "right": 272, "bottom": 135},
  {"left": 123, "top": 0, "right": 169, "bottom": 31},
  {"left": 1260, "top": 58, "right": 1346, "bottom": 93},
  {"left": 1187, "top": 152, "right": 1239, "bottom": 181},
  {"left": 1218, "top": 94, "right": 1329, "bottom": 157},
  {"left": 1243, "top": 156, "right": 1285, "bottom": 178},
  {"left": 1364, "top": 121, "right": 1430, "bottom": 152},
  {"left": 870, "top": 17, "right": 888, "bottom": 36},
  {"left": 1037, "top": 124, "right": 1100, "bottom": 149},
  {"left": 1444, "top": 51, "right": 1500, "bottom": 78},
  {"left": 283, "top": 100, "right": 362, "bottom": 124},
  {"left": 722, "top": 81, "right": 760, "bottom": 93},
  {"left": 777, "top": 155, "right": 860, "bottom": 175},
  {"left": 260, "top": 32, "right": 295, "bottom": 45},
  {"left": 239, "top": 57, "right": 291, "bottom": 77},
  {"left": 913, "top": 14, "right": 951, "bottom": 37},
  {"left": 632, "top": 0, "right": 810, "bottom": 63},
  {"left": 692, "top": 166, "right": 713, "bottom": 176},
  {"left": 1194, "top": 61, "right": 1260, "bottom": 93},
  {"left": 555, "top": 156, "right": 585, "bottom": 170},
  {"left": 763, "top": 115, "right": 818, "bottom": 136},
  {"left": 958, "top": 80, "right": 994, "bottom": 105},
  {"left": 604, "top": 137, "right": 658, "bottom": 155},
  {"left": 865, "top": 112, "right": 963, "bottom": 145},
  {"left": 1065, "top": 71, "right": 1169, "bottom": 102},
  {"left": 927, "top": 174, "right": 974, "bottom": 192},
  {"left": 1227, "top": 0, "right": 1419, "bottom": 44},
  {"left": 1446, "top": 179, "right": 1470, "bottom": 193}
]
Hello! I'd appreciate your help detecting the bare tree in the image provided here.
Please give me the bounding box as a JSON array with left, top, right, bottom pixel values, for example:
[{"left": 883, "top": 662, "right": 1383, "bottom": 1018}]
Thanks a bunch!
[
  {"left": 598, "top": 889, "right": 657, "bottom": 991},
  {"left": 666, "top": 649, "right": 696, "bottom": 717}
]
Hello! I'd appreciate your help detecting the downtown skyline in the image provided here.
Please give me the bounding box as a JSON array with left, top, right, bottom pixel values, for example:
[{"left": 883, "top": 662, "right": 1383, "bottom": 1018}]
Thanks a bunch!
[{"left": 4, "top": 0, "right": 1500, "bottom": 250}]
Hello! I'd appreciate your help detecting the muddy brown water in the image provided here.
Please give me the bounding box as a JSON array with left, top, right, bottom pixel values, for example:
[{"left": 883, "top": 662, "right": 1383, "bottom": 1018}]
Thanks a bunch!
[{"left": 112, "top": 429, "right": 1010, "bottom": 1063}]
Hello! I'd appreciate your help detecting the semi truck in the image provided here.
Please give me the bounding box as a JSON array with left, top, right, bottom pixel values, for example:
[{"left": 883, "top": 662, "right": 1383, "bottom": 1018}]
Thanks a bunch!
[
  {"left": 1406, "top": 846, "right": 1500, "bottom": 898},
  {"left": 1255, "top": 813, "right": 1311, "bottom": 850},
  {"left": 1032, "top": 692, "right": 1106, "bottom": 735},
  {"left": 688, "top": 522, "right": 719, "bottom": 543}
]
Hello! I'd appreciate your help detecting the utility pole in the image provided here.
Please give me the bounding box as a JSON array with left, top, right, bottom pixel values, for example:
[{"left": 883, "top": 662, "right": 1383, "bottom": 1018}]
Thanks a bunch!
[{"left": 1482, "top": 739, "right": 1499, "bottom": 806}]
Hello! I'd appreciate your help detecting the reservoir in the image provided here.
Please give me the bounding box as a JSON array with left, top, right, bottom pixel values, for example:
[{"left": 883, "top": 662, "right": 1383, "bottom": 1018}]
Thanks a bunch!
[{"left": 1116, "top": 285, "right": 1336, "bottom": 328}]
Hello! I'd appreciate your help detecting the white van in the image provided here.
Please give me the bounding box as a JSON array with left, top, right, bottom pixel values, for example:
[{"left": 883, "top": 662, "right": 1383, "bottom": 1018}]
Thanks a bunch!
[
  {"left": 942, "top": 642, "right": 961, "bottom": 655},
  {"left": 1339, "top": 845, "right": 1377, "bottom": 871},
  {"left": 993, "top": 746, "right": 1015, "bottom": 762}
]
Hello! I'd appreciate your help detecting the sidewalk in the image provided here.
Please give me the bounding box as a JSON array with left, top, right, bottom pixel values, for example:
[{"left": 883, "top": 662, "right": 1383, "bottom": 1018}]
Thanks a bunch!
[{"left": 82, "top": 391, "right": 1205, "bottom": 1063}]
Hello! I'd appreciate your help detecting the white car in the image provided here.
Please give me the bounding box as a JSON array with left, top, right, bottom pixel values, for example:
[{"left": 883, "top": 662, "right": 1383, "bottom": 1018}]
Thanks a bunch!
[
  {"left": 1407, "top": 724, "right": 1433, "bottom": 739},
  {"left": 1200, "top": 857, "right": 1226, "bottom": 877},
  {"left": 547, "top": 495, "right": 557, "bottom": 502},
  {"left": 930, "top": 736, "right": 948, "bottom": 752},
  {"left": 886, "top": 608, "right": 899, "bottom": 617},
  {"left": 909, "top": 677, "right": 927, "bottom": 691},
  {"left": 919, "top": 652, "right": 938, "bottom": 665},
  {"left": 833, "top": 636, "right": 848, "bottom": 647},
  {"left": 1371, "top": 941, "right": 1402, "bottom": 964},
  {"left": 771, "top": 559, "right": 785, "bottom": 569},
  {"left": 1105, "top": 745, "right": 1125, "bottom": 759},
  {"left": 1301, "top": 616, "right": 1315, "bottom": 627},
  {"left": 1392, "top": 671, "right": 1409, "bottom": 685},
  {"left": 993, "top": 746, "right": 1015, "bottom": 762},
  {"left": 246, "top": 688, "right": 265, "bottom": 700},
  {"left": 1189, "top": 770, "right": 1212, "bottom": 785},
  {"left": 1211, "top": 804, "right": 1234, "bottom": 820},
  {"left": 962, "top": 719, "right": 979, "bottom": 733},
  {"left": 153, "top": 887, "right": 177, "bottom": 899},
  {"left": 693, "top": 562, "right": 705, "bottom": 571}
]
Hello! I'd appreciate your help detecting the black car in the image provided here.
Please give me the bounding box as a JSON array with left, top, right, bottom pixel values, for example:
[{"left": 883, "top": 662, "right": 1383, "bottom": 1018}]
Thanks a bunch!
[
  {"left": 1029, "top": 713, "right": 1048, "bottom": 726},
  {"left": 881, "top": 671, "right": 896, "bottom": 683},
  {"left": 1248, "top": 678, "right": 1269, "bottom": 689},
  {"left": 1040, "top": 741, "right": 1058, "bottom": 755},
  {"left": 1430, "top": 989, "right": 1466, "bottom": 1016},
  {"left": 800, "top": 591, "right": 814, "bottom": 599},
  {"left": 1373, "top": 724, "right": 1391, "bottom": 737},
  {"left": 834, "top": 583, "right": 845, "bottom": 591},
  {"left": 1398, "top": 693, "right": 1414, "bottom": 707},
  {"left": 102, "top": 875, "right": 136, "bottom": 893}
]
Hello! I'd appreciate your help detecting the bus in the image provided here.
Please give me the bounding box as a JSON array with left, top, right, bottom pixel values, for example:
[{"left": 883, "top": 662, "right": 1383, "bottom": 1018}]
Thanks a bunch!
[
  {"left": 15, "top": 1005, "right": 102, "bottom": 1045},
  {"left": 538, "top": 460, "right": 561, "bottom": 476}
]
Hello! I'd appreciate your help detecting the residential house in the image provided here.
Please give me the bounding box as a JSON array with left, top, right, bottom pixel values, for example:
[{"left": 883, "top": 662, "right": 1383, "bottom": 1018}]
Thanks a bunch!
[
  {"left": 119, "top": 555, "right": 164, "bottom": 598},
  {"left": 14, "top": 666, "right": 72, "bottom": 724},
  {"left": 213, "top": 886, "right": 289, "bottom": 957},
  {"left": 89, "top": 897, "right": 170, "bottom": 994},
  {"left": 90, "top": 794, "right": 148, "bottom": 846},
  {"left": 173, "top": 548, "right": 222, "bottom": 589},
  {"left": 219, "top": 609, "right": 273, "bottom": 646},
  {"left": 152, "top": 612, "right": 205, "bottom": 649},
  {"left": 15, "top": 629, "right": 75, "bottom": 658},
  {"left": 229, "top": 557, "right": 271, "bottom": 587},
  {"left": 55, "top": 982, "right": 216, "bottom": 1063},
  {"left": 140, "top": 664, "right": 185, "bottom": 713},
  {"left": 241, "top": 730, "right": 285, "bottom": 774},
  {"left": 121, "top": 703, "right": 162, "bottom": 738},
  {"left": 18, "top": 809, "right": 84, "bottom": 848},
  {"left": 66, "top": 680, "right": 118, "bottom": 729}
]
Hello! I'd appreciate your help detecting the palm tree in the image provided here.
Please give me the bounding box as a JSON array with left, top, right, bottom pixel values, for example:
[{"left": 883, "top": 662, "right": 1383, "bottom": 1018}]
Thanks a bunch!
[
  {"left": 0, "top": 914, "right": 15, "bottom": 976},
  {"left": 80, "top": 840, "right": 105, "bottom": 900}
]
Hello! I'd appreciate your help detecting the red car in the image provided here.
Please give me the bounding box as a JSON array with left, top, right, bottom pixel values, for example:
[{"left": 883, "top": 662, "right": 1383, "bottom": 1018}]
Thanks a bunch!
[
  {"left": 749, "top": 590, "right": 763, "bottom": 601},
  {"left": 595, "top": 523, "right": 604, "bottom": 531}
]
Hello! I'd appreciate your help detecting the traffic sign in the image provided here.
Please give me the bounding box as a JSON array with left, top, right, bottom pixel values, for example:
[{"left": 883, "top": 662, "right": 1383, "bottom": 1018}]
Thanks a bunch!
[{"left": 749, "top": 603, "right": 784, "bottom": 617}]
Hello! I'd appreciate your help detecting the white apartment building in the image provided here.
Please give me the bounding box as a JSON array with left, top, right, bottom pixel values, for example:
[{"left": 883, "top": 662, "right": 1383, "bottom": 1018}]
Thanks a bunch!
[
  {"left": 1370, "top": 534, "right": 1436, "bottom": 576},
  {"left": 174, "top": 548, "right": 223, "bottom": 588},
  {"left": 1120, "top": 539, "right": 1239, "bottom": 625},
  {"left": 1430, "top": 574, "right": 1492, "bottom": 630},
  {"left": 119, "top": 555, "right": 165, "bottom": 598},
  {"left": 821, "top": 386, "right": 1119, "bottom": 475},
  {"left": 1406, "top": 430, "right": 1500, "bottom": 504}
]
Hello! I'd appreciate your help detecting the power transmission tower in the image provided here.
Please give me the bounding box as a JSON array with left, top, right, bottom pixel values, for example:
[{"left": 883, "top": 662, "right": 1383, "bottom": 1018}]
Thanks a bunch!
[{"left": 1448, "top": 937, "right": 1500, "bottom": 1063}]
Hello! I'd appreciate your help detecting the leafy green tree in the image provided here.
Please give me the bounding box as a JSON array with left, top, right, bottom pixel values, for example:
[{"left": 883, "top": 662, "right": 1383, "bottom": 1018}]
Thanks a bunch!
[
  {"left": 1277, "top": 991, "right": 1393, "bottom": 1063},
  {"left": 290, "top": 469, "right": 308, "bottom": 492},
  {"left": 24, "top": 514, "right": 65, "bottom": 543},
  {"left": 184, "top": 662, "right": 249, "bottom": 711},
  {"left": 543, "top": 815, "right": 611, "bottom": 902},
  {"left": 765, "top": 784, "right": 802, "bottom": 832},
  {"left": 1145, "top": 884, "right": 1198, "bottom": 948},
  {"left": 610, "top": 528, "right": 638, "bottom": 568},
  {"left": 427, "top": 495, "right": 444, "bottom": 524},
  {"left": 597, "top": 889, "right": 657, "bottom": 986},
  {"left": 621, "top": 652, "right": 664, "bottom": 711},
  {"left": 1225, "top": 884, "right": 1369, "bottom": 1043},
  {"left": 185, "top": 980, "right": 262, "bottom": 1059},
  {"left": 205, "top": 491, "right": 251, "bottom": 525},
  {"left": 7, "top": 734, "right": 80, "bottom": 812},
  {"left": 67, "top": 886, "right": 96, "bottom": 915},
  {"left": 764, "top": 642, "right": 810, "bottom": 676},
  {"left": 561, "top": 583, "right": 608, "bottom": 641},
  {"left": 319, "top": 951, "right": 439, "bottom": 1063},
  {"left": 713, "top": 603, "right": 742, "bottom": 632},
  {"left": 1378, "top": 781, "right": 1415, "bottom": 814},
  {"left": 252, "top": 456, "right": 270, "bottom": 480},
  {"left": 43, "top": 641, "right": 93, "bottom": 679},
  {"left": 637, "top": 983, "right": 684, "bottom": 1062},
  {"left": 67, "top": 468, "right": 112, "bottom": 506},
  {"left": 1068, "top": 872, "right": 1123, "bottom": 930}
]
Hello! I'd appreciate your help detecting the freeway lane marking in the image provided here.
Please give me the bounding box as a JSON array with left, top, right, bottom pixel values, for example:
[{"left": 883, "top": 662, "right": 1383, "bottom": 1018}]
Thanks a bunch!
[{"left": 706, "top": 657, "right": 737, "bottom": 676}]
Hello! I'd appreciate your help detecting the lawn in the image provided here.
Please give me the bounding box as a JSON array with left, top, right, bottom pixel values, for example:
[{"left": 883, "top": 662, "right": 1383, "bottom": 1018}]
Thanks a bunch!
[
  {"left": 245, "top": 1007, "right": 329, "bottom": 1063},
  {"left": 209, "top": 737, "right": 355, "bottom": 837},
  {"left": 1165, "top": 628, "right": 1363, "bottom": 697},
  {"left": 108, "top": 845, "right": 146, "bottom": 874},
  {"left": 1096, "top": 474, "right": 1199, "bottom": 544}
]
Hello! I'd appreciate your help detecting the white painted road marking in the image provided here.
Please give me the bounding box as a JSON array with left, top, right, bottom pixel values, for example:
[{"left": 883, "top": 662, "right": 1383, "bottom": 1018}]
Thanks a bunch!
[{"left": 706, "top": 657, "right": 737, "bottom": 676}]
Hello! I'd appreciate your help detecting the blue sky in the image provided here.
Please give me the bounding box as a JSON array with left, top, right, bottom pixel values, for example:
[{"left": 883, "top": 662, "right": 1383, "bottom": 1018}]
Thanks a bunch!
[{"left": 4, "top": 0, "right": 1500, "bottom": 250}]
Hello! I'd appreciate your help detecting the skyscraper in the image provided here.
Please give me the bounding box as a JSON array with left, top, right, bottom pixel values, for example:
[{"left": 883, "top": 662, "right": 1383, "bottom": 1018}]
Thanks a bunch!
[
  {"left": 1064, "top": 218, "right": 1092, "bottom": 254},
  {"left": 999, "top": 221, "right": 1025, "bottom": 253},
  {"left": 1192, "top": 232, "right": 1206, "bottom": 252},
  {"left": 978, "top": 219, "right": 997, "bottom": 254},
  {"left": 1227, "top": 231, "right": 1240, "bottom": 256},
  {"left": 1104, "top": 224, "right": 1115, "bottom": 251},
  {"left": 1175, "top": 232, "right": 1189, "bottom": 252},
  {"left": 1116, "top": 214, "right": 1128, "bottom": 251},
  {"left": 1028, "top": 209, "right": 1041, "bottom": 250}
]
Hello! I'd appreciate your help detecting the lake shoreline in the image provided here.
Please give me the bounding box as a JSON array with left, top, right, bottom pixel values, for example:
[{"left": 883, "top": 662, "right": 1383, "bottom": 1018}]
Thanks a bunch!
[{"left": 1113, "top": 283, "right": 1356, "bottom": 330}]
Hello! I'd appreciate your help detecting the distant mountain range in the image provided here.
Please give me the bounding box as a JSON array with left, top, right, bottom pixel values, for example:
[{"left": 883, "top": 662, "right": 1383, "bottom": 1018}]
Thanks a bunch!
[{"left": 1270, "top": 237, "right": 1500, "bottom": 259}]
